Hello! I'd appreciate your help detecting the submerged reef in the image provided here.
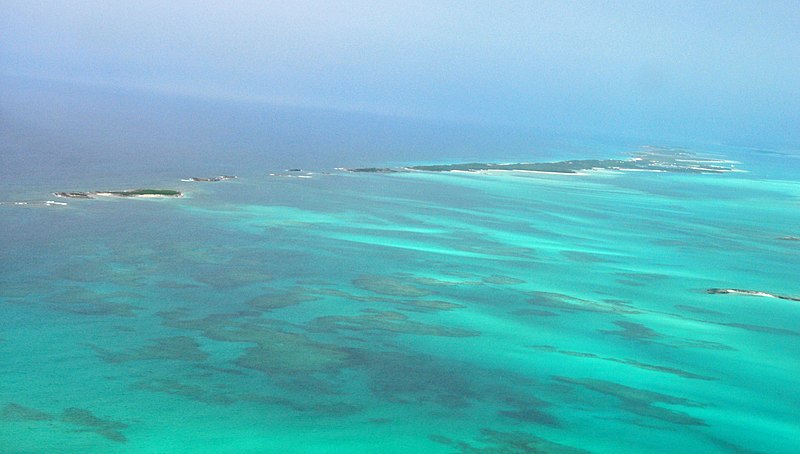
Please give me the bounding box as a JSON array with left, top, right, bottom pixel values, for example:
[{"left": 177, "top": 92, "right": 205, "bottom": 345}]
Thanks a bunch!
[
  {"left": 348, "top": 148, "right": 738, "bottom": 175},
  {"left": 482, "top": 275, "right": 526, "bottom": 285},
  {"left": 289, "top": 283, "right": 464, "bottom": 313},
  {"left": 161, "top": 312, "right": 350, "bottom": 374},
  {"left": 555, "top": 376, "right": 708, "bottom": 426},
  {"left": 242, "top": 393, "right": 362, "bottom": 417},
  {"left": 671, "top": 304, "right": 800, "bottom": 337},
  {"left": 498, "top": 408, "right": 560, "bottom": 426},
  {"left": 61, "top": 407, "right": 128, "bottom": 443},
  {"left": 55, "top": 189, "right": 182, "bottom": 199},
  {"left": 193, "top": 267, "right": 273, "bottom": 288},
  {"left": 90, "top": 336, "right": 209, "bottom": 363},
  {"left": 133, "top": 379, "right": 235, "bottom": 406},
  {"left": 248, "top": 291, "right": 321, "bottom": 311},
  {"left": 354, "top": 350, "right": 476, "bottom": 408},
  {"left": 674, "top": 304, "right": 725, "bottom": 316},
  {"left": 391, "top": 299, "right": 466, "bottom": 313},
  {"left": 722, "top": 322, "right": 800, "bottom": 337},
  {"left": 345, "top": 348, "right": 557, "bottom": 422},
  {"left": 46, "top": 287, "right": 143, "bottom": 317},
  {"left": 353, "top": 275, "right": 432, "bottom": 297},
  {"left": 600, "top": 320, "right": 661, "bottom": 340},
  {"left": 561, "top": 250, "right": 613, "bottom": 263},
  {"left": 309, "top": 309, "right": 480, "bottom": 338},
  {"left": 529, "top": 345, "right": 715, "bottom": 380},
  {"left": 527, "top": 291, "right": 640, "bottom": 314},
  {"left": 430, "top": 429, "right": 589, "bottom": 454},
  {"left": 1, "top": 403, "right": 54, "bottom": 421},
  {"left": 598, "top": 319, "right": 735, "bottom": 351},
  {"left": 2, "top": 403, "right": 127, "bottom": 443}
]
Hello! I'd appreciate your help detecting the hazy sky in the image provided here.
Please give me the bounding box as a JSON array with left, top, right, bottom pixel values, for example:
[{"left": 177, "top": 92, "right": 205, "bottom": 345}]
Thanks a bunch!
[{"left": 1, "top": 1, "right": 798, "bottom": 141}]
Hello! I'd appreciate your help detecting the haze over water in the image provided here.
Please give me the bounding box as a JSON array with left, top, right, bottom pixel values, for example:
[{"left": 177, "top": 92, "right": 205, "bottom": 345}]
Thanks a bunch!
[{"left": 2, "top": 2, "right": 799, "bottom": 453}]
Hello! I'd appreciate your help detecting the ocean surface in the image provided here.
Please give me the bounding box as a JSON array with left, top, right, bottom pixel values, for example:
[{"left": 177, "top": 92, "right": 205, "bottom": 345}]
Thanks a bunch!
[{"left": 1, "top": 80, "right": 800, "bottom": 453}]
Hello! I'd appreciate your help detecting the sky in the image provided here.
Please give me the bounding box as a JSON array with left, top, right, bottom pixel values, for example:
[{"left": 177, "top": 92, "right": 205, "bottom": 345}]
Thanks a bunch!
[{"left": 1, "top": 1, "right": 799, "bottom": 144}]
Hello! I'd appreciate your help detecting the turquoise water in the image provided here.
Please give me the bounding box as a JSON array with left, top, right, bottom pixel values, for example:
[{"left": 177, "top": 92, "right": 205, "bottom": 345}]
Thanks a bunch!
[{"left": 2, "top": 140, "right": 800, "bottom": 452}]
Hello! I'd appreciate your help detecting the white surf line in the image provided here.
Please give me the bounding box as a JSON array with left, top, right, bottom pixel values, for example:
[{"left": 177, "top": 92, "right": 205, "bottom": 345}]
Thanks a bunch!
[{"left": 0, "top": 200, "right": 68, "bottom": 207}]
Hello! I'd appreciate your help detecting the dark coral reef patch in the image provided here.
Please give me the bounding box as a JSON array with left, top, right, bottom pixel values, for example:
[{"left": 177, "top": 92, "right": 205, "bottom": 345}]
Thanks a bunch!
[
  {"left": 162, "top": 312, "right": 350, "bottom": 374},
  {"left": 247, "top": 290, "right": 321, "bottom": 311},
  {"left": 134, "top": 379, "right": 235, "bottom": 406},
  {"left": 90, "top": 336, "right": 208, "bottom": 363},
  {"left": 429, "top": 428, "right": 589, "bottom": 453},
  {"left": 529, "top": 345, "right": 715, "bottom": 381},
  {"left": 353, "top": 275, "right": 432, "bottom": 297},
  {"left": 46, "top": 287, "right": 143, "bottom": 317},
  {"left": 528, "top": 292, "right": 639, "bottom": 314},
  {"left": 61, "top": 407, "right": 128, "bottom": 443},
  {"left": 555, "top": 377, "right": 708, "bottom": 426},
  {"left": 1, "top": 403, "right": 54, "bottom": 421},
  {"left": 308, "top": 309, "right": 480, "bottom": 338}
]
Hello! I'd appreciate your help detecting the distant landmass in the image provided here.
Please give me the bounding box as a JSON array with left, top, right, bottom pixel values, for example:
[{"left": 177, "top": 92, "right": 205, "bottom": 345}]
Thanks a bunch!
[
  {"left": 25, "top": 149, "right": 738, "bottom": 208},
  {"left": 54, "top": 189, "right": 182, "bottom": 199},
  {"left": 347, "top": 149, "right": 739, "bottom": 175},
  {"left": 181, "top": 176, "right": 237, "bottom": 182}
]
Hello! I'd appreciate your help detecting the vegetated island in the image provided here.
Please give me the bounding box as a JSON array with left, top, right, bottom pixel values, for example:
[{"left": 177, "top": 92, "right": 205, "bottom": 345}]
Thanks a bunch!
[
  {"left": 181, "top": 175, "right": 237, "bottom": 182},
  {"left": 347, "top": 167, "right": 400, "bottom": 173},
  {"left": 346, "top": 149, "right": 739, "bottom": 175},
  {"left": 707, "top": 288, "right": 800, "bottom": 302},
  {"left": 54, "top": 189, "right": 183, "bottom": 199},
  {"left": 268, "top": 169, "right": 321, "bottom": 178}
]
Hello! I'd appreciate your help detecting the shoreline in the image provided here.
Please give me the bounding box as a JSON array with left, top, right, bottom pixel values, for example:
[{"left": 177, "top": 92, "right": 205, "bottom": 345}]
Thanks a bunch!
[
  {"left": 55, "top": 189, "right": 183, "bottom": 200},
  {"left": 347, "top": 149, "right": 740, "bottom": 175},
  {"left": 706, "top": 288, "right": 800, "bottom": 302}
]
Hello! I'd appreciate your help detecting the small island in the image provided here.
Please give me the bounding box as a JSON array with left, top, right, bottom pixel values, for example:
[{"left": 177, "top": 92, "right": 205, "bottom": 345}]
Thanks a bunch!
[
  {"left": 55, "top": 189, "right": 183, "bottom": 199},
  {"left": 347, "top": 167, "right": 399, "bottom": 173},
  {"left": 346, "top": 149, "right": 739, "bottom": 175},
  {"left": 181, "top": 175, "right": 236, "bottom": 182},
  {"left": 707, "top": 288, "right": 800, "bottom": 302}
]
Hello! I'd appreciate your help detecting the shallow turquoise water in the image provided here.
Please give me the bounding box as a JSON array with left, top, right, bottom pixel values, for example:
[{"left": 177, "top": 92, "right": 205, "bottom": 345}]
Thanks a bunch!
[{"left": 2, "top": 147, "right": 800, "bottom": 453}]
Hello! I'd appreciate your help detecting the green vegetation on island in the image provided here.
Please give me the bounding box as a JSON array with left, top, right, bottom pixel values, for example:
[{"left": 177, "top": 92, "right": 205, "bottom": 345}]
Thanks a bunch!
[
  {"left": 103, "top": 189, "right": 182, "bottom": 197},
  {"left": 182, "top": 176, "right": 237, "bottom": 182},
  {"left": 409, "top": 160, "right": 618, "bottom": 173},
  {"left": 55, "top": 189, "right": 182, "bottom": 199},
  {"left": 347, "top": 167, "right": 399, "bottom": 173},
  {"left": 346, "top": 148, "right": 738, "bottom": 175}
]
